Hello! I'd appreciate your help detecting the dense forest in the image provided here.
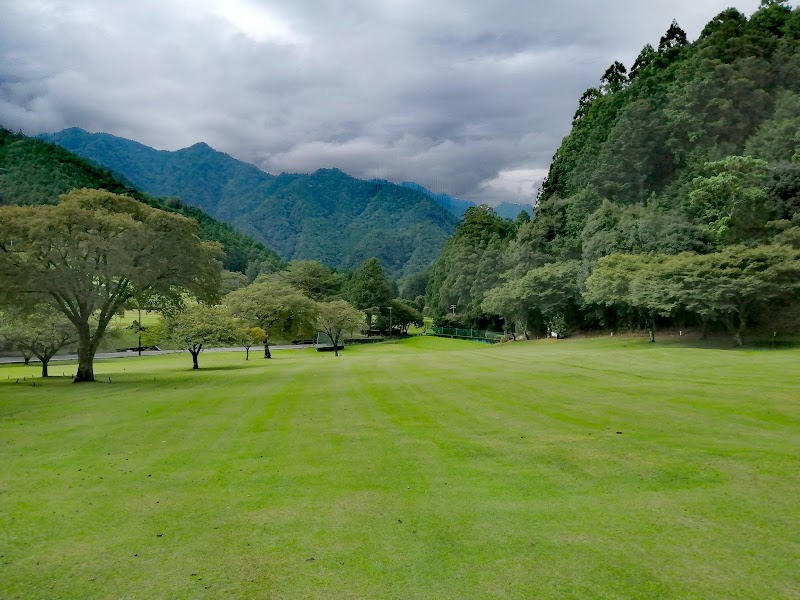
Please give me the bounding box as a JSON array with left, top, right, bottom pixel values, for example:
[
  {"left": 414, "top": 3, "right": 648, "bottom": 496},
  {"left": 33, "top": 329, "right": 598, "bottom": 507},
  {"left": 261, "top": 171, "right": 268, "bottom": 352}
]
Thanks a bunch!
[
  {"left": 425, "top": 2, "right": 800, "bottom": 344},
  {"left": 0, "top": 129, "right": 283, "bottom": 274},
  {"left": 41, "top": 129, "right": 460, "bottom": 278}
]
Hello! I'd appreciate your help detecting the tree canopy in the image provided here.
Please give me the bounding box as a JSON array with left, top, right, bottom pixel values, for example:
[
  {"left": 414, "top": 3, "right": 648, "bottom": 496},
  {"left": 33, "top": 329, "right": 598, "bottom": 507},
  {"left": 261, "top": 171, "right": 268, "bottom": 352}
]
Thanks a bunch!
[
  {"left": 0, "top": 188, "right": 223, "bottom": 380},
  {"left": 162, "top": 304, "right": 242, "bottom": 369}
]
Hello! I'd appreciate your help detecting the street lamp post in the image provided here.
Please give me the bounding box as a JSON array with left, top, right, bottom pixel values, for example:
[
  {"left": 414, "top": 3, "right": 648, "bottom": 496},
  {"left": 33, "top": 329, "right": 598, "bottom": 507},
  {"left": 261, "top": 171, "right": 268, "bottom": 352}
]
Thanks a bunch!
[{"left": 138, "top": 304, "right": 142, "bottom": 356}]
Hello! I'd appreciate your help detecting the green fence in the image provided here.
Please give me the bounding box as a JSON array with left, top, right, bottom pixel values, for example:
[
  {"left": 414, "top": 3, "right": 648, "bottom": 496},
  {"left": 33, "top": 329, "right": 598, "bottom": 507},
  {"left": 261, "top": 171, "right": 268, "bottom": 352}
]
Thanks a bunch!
[{"left": 430, "top": 327, "right": 507, "bottom": 343}]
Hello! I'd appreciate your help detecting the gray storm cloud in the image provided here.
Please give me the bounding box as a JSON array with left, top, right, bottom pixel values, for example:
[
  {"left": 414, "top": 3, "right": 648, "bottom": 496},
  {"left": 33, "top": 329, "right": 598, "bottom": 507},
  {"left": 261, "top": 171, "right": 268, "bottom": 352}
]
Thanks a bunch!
[{"left": 0, "top": 0, "right": 765, "bottom": 205}]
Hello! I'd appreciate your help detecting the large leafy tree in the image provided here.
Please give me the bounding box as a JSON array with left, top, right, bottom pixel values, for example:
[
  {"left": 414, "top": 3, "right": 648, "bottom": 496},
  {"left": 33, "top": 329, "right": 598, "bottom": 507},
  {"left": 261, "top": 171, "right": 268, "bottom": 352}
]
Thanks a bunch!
[
  {"left": 675, "top": 244, "right": 800, "bottom": 345},
  {"left": 384, "top": 299, "right": 423, "bottom": 334},
  {"left": 347, "top": 257, "right": 394, "bottom": 327},
  {"left": 314, "top": 300, "right": 364, "bottom": 357},
  {"left": 225, "top": 281, "right": 318, "bottom": 358},
  {"left": 162, "top": 305, "right": 243, "bottom": 369},
  {"left": 0, "top": 307, "right": 75, "bottom": 377},
  {"left": 0, "top": 189, "right": 222, "bottom": 381},
  {"left": 583, "top": 254, "right": 680, "bottom": 342}
]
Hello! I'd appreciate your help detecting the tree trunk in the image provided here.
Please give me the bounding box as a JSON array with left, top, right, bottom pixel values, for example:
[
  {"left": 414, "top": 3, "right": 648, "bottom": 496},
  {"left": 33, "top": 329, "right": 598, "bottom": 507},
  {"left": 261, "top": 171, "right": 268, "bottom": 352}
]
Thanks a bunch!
[
  {"left": 734, "top": 318, "right": 746, "bottom": 347},
  {"left": 23, "top": 355, "right": 31, "bottom": 365},
  {"left": 74, "top": 325, "right": 95, "bottom": 382},
  {"left": 333, "top": 333, "right": 340, "bottom": 357},
  {"left": 41, "top": 358, "right": 49, "bottom": 378},
  {"left": 263, "top": 339, "right": 271, "bottom": 359},
  {"left": 190, "top": 348, "right": 200, "bottom": 369},
  {"left": 648, "top": 316, "right": 656, "bottom": 343},
  {"left": 245, "top": 346, "right": 250, "bottom": 360}
]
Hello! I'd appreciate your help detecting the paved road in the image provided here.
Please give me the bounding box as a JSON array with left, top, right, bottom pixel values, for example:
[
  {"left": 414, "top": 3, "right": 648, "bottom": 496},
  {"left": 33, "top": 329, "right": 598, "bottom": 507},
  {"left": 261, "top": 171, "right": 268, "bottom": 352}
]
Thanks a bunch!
[{"left": 0, "top": 345, "right": 315, "bottom": 365}]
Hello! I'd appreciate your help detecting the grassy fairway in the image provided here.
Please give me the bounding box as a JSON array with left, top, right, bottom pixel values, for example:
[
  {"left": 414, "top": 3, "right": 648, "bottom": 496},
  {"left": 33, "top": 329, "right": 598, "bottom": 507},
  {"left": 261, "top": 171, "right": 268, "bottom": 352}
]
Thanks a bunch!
[{"left": 1, "top": 337, "right": 798, "bottom": 599}]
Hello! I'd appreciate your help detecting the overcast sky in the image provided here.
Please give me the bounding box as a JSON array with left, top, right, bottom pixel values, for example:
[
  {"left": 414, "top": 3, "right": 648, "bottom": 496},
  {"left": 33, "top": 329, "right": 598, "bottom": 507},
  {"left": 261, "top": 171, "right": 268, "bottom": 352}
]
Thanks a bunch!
[{"left": 1, "top": 0, "right": 767, "bottom": 205}]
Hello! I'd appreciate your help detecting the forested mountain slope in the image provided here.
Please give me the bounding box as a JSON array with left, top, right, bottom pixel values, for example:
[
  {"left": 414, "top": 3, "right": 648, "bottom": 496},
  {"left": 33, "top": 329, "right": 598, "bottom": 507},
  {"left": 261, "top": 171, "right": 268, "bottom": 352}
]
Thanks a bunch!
[
  {"left": 397, "top": 181, "right": 533, "bottom": 220},
  {"left": 41, "top": 129, "right": 460, "bottom": 277},
  {"left": 0, "top": 129, "right": 282, "bottom": 274},
  {"left": 426, "top": 3, "right": 800, "bottom": 342}
]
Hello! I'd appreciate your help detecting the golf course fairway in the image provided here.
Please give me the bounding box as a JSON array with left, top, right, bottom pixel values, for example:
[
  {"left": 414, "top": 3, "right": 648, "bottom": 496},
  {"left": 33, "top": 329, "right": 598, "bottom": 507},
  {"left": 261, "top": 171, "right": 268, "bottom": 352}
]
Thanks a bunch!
[{"left": 1, "top": 336, "right": 798, "bottom": 598}]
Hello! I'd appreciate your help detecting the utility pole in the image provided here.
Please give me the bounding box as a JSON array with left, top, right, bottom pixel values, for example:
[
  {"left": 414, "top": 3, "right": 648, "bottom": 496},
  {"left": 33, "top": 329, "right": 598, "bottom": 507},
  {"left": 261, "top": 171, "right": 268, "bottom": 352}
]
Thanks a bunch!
[
  {"left": 138, "top": 304, "right": 142, "bottom": 356},
  {"left": 450, "top": 304, "right": 457, "bottom": 315}
]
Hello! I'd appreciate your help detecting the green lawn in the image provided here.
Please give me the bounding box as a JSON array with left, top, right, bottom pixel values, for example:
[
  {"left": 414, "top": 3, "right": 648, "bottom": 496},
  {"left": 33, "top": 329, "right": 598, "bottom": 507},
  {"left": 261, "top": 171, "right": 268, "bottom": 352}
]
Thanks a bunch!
[{"left": 1, "top": 337, "right": 798, "bottom": 598}]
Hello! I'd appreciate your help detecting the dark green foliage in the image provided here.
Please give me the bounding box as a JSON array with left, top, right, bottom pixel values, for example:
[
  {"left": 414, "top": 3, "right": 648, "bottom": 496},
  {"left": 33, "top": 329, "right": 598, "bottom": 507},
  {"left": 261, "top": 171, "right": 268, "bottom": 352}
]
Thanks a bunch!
[
  {"left": 601, "top": 61, "right": 628, "bottom": 94},
  {"left": 629, "top": 45, "right": 657, "bottom": 80},
  {"left": 347, "top": 258, "right": 394, "bottom": 311},
  {"left": 0, "top": 128, "right": 282, "bottom": 274},
  {"left": 535, "top": 3, "right": 800, "bottom": 259},
  {"left": 426, "top": 207, "right": 516, "bottom": 322},
  {"left": 41, "top": 130, "right": 460, "bottom": 277},
  {"left": 658, "top": 20, "right": 688, "bottom": 54},
  {"left": 438, "top": 4, "right": 800, "bottom": 342}
]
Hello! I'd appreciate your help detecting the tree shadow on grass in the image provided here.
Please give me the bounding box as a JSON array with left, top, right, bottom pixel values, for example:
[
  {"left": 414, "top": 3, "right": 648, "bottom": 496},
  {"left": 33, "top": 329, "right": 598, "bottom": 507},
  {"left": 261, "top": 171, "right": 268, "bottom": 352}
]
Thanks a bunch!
[{"left": 191, "top": 364, "right": 253, "bottom": 372}]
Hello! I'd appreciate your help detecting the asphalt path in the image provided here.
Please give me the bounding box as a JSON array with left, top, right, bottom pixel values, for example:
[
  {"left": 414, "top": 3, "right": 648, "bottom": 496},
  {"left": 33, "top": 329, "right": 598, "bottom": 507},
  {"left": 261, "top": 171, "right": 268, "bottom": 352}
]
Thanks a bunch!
[{"left": 0, "top": 345, "right": 315, "bottom": 365}]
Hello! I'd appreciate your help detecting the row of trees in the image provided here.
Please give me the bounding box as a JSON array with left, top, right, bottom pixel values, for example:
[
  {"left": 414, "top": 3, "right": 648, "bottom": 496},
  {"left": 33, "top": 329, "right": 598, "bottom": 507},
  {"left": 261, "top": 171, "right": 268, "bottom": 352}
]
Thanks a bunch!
[
  {"left": 156, "top": 298, "right": 363, "bottom": 367},
  {"left": 0, "top": 189, "right": 222, "bottom": 381},
  {"left": 0, "top": 189, "right": 424, "bottom": 379},
  {"left": 483, "top": 243, "right": 800, "bottom": 345}
]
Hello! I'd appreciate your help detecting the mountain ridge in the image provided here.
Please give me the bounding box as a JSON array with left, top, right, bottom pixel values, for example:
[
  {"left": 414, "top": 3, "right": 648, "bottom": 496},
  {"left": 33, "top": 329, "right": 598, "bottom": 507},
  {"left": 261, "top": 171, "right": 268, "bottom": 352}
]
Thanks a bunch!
[
  {"left": 41, "top": 129, "right": 460, "bottom": 277},
  {"left": 0, "top": 127, "right": 283, "bottom": 274}
]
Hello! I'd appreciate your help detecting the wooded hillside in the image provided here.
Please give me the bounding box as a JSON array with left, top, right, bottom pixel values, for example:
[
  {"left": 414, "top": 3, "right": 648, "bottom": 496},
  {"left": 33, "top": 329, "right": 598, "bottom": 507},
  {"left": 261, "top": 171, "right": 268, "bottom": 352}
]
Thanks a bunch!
[{"left": 426, "top": 2, "right": 800, "bottom": 343}]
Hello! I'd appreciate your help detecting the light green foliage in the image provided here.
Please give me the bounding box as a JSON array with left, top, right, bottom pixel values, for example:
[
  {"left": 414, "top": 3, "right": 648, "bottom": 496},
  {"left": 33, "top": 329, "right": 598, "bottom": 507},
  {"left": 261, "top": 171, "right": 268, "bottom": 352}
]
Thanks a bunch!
[
  {"left": 580, "top": 200, "right": 706, "bottom": 267},
  {"left": 239, "top": 325, "right": 267, "bottom": 360},
  {"left": 314, "top": 300, "right": 364, "bottom": 356},
  {"left": 2, "top": 338, "right": 800, "bottom": 598},
  {"left": 483, "top": 261, "right": 580, "bottom": 337},
  {"left": 161, "top": 304, "right": 243, "bottom": 368},
  {"left": 517, "top": 260, "right": 581, "bottom": 322},
  {"left": 221, "top": 270, "right": 248, "bottom": 295},
  {"left": 481, "top": 279, "right": 531, "bottom": 336},
  {"left": 0, "top": 189, "right": 223, "bottom": 381},
  {"left": 0, "top": 307, "right": 75, "bottom": 376},
  {"left": 584, "top": 254, "right": 680, "bottom": 341},
  {"left": 673, "top": 244, "right": 800, "bottom": 345},
  {"left": 584, "top": 244, "right": 800, "bottom": 344},
  {"left": 686, "top": 156, "right": 772, "bottom": 244},
  {"left": 225, "top": 281, "right": 318, "bottom": 357}
]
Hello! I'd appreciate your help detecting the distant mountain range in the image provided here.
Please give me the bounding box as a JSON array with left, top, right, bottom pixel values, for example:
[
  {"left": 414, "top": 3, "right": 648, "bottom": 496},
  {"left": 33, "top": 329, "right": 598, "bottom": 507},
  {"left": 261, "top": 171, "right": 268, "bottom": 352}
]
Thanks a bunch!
[
  {"left": 398, "top": 181, "right": 533, "bottom": 220},
  {"left": 0, "top": 128, "right": 282, "bottom": 274},
  {"left": 41, "top": 128, "right": 469, "bottom": 277}
]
